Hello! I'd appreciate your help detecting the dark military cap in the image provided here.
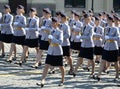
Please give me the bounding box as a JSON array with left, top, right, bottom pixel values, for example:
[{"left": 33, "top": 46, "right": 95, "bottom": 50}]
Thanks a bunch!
[
  {"left": 4, "top": 5, "right": 10, "bottom": 9},
  {"left": 84, "top": 13, "right": 90, "bottom": 18},
  {"left": 52, "top": 17, "right": 59, "bottom": 22},
  {"left": 43, "top": 8, "right": 51, "bottom": 14},
  {"left": 30, "top": 8, "right": 37, "bottom": 12},
  {"left": 98, "top": 13, "right": 102, "bottom": 16},
  {"left": 60, "top": 11, "right": 67, "bottom": 17},
  {"left": 17, "top": 5, "right": 24, "bottom": 9},
  {"left": 95, "top": 16, "right": 100, "bottom": 21},
  {"left": 108, "top": 15, "right": 114, "bottom": 22}
]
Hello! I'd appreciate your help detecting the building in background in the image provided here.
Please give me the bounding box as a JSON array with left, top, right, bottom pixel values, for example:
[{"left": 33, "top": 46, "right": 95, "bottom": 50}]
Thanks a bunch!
[{"left": 0, "top": 0, "right": 119, "bottom": 16}]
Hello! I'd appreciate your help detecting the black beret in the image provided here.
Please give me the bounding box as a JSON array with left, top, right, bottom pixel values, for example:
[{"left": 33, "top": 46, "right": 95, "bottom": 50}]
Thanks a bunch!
[
  {"left": 60, "top": 12, "right": 67, "bottom": 17},
  {"left": 52, "top": 17, "right": 59, "bottom": 22},
  {"left": 95, "top": 16, "right": 100, "bottom": 21},
  {"left": 111, "top": 10, "right": 115, "bottom": 13},
  {"left": 98, "top": 13, "right": 102, "bottom": 16},
  {"left": 71, "top": 10, "right": 76, "bottom": 14},
  {"left": 30, "top": 8, "right": 36, "bottom": 12},
  {"left": 106, "top": 13, "right": 111, "bottom": 18},
  {"left": 108, "top": 15, "right": 114, "bottom": 22},
  {"left": 17, "top": 5, "right": 24, "bottom": 9},
  {"left": 43, "top": 8, "right": 51, "bottom": 14},
  {"left": 56, "top": 11, "right": 61, "bottom": 15},
  {"left": 74, "top": 11, "right": 80, "bottom": 17},
  {"left": 4, "top": 5, "right": 10, "bottom": 9},
  {"left": 84, "top": 14, "right": 90, "bottom": 18},
  {"left": 82, "top": 10, "right": 87, "bottom": 14},
  {"left": 102, "top": 11, "right": 106, "bottom": 15},
  {"left": 88, "top": 10, "right": 93, "bottom": 13}
]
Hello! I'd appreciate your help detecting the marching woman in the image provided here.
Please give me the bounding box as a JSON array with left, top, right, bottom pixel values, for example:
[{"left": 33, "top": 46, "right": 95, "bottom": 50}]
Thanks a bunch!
[
  {"left": 0, "top": 9, "right": 4, "bottom": 57},
  {"left": 80, "top": 10, "right": 87, "bottom": 23},
  {"left": 39, "top": 8, "right": 47, "bottom": 27},
  {"left": 16, "top": 8, "right": 40, "bottom": 66},
  {"left": 56, "top": 11, "right": 61, "bottom": 23},
  {"left": 33, "top": 8, "right": 52, "bottom": 68},
  {"left": 59, "top": 12, "right": 74, "bottom": 74},
  {"left": 102, "top": 12, "right": 108, "bottom": 26},
  {"left": 93, "top": 17, "right": 104, "bottom": 63},
  {"left": 0, "top": 5, "right": 13, "bottom": 58},
  {"left": 7, "top": 5, "right": 26, "bottom": 63},
  {"left": 63, "top": 10, "right": 75, "bottom": 67},
  {"left": 69, "top": 11, "right": 83, "bottom": 74},
  {"left": 73, "top": 14, "right": 95, "bottom": 78},
  {"left": 95, "top": 16, "right": 120, "bottom": 81},
  {"left": 32, "top": 8, "right": 47, "bottom": 68},
  {"left": 114, "top": 15, "right": 120, "bottom": 70},
  {"left": 88, "top": 10, "right": 95, "bottom": 23},
  {"left": 70, "top": 11, "right": 83, "bottom": 52},
  {"left": 69, "top": 10, "right": 76, "bottom": 29},
  {"left": 98, "top": 13, "right": 107, "bottom": 28},
  {"left": 36, "top": 17, "right": 64, "bottom": 87}
]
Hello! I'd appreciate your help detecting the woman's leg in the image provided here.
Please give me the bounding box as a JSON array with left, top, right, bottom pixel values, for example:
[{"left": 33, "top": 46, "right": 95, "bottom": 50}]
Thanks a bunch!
[
  {"left": 32, "top": 48, "right": 42, "bottom": 68},
  {"left": 59, "top": 66, "right": 65, "bottom": 83},
  {"left": 74, "top": 57, "right": 83, "bottom": 74},
  {"left": 0, "top": 42, "right": 5, "bottom": 56},
  {"left": 34, "top": 49, "right": 43, "bottom": 65},
  {"left": 41, "top": 64, "right": 50, "bottom": 83},
  {"left": 20, "top": 46, "right": 28, "bottom": 62},
  {"left": 114, "top": 61, "right": 119, "bottom": 78},
  {"left": 7, "top": 43, "right": 15, "bottom": 61},
  {"left": 98, "top": 59, "right": 106, "bottom": 77},
  {"left": 66, "top": 56, "right": 73, "bottom": 72},
  {"left": 89, "top": 59, "right": 95, "bottom": 75}
]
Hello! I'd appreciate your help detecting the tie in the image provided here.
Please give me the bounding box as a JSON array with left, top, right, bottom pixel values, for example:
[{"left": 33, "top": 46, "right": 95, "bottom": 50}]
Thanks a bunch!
[
  {"left": 17, "top": 16, "right": 19, "bottom": 19},
  {"left": 28, "top": 18, "right": 32, "bottom": 24},
  {"left": 83, "top": 26, "right": 86, "bottom": 32},
  {"left": 108, "top": 28, "right": 111, "bottom": 34},
  {"left": 43, "top": 20, "right": 46, "bottom": 26},
  {"left": 74, "top": 22, "right": 76, "bottom": 25},
  {"left": 59, "top": 24, "right": 62, "bottom": 29},
  {"left": 94, "top": 27, "right": 97, "bottom": 32},
  {"left": 4, "top": 15, "right": 6, "bottom": 22},
  {"left": 69, "top": 19, "right": 72, "bottom": 24},
  {"left": 52, "top": 30, "right": 55, "bottom": 35},
  {"left": 81, "top": 26, "right": 86, "bottom": 35}
]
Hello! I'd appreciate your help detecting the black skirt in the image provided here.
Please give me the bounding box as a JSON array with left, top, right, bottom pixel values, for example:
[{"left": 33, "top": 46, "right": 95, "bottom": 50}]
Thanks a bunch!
[
  {"left": 119, "top": 47, "right": 120, "bottom": 56},
  {"left": 62, "top": 46, "right": 70, "bottom": 56},
  {"left": 39, "top": 40, "right": 49, "bottom": 50},
  {"left": 102, "top": 49, "right": 118, "bottom": 62},
  {"left": 24, "top": 38, "right": 39, "bottom": 48},
  {"left": 70, "top": 41, "right": 81, "bottom": 51},
  {"left": 79, "top": 47, "right": 94, "bottom": 60},
  {"left": 0, "top": 31, "right": 2, "bottom": 41},
  {"left": 45, "top": 55, "right": 63, "bottom": 66},
  {"left": 1, "top": 34, "right": 13, "bottom": 43},
  {"left": 94, "top": 46, "right": 103, "bottom": 55},
  {"left": 12, "top": 36, "right": 25, "bottom": 45}
]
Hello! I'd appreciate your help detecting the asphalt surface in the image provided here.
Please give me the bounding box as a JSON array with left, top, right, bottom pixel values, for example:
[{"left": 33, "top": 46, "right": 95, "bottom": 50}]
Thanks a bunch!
[{"left": 0, "top": 44, "right": 120, "bottom": 89}]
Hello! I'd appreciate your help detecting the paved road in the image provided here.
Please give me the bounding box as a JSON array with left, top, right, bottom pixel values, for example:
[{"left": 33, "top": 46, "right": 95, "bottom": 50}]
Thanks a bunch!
[{"left": 0, "top": 44, "right": 120, "bottom": 89}]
